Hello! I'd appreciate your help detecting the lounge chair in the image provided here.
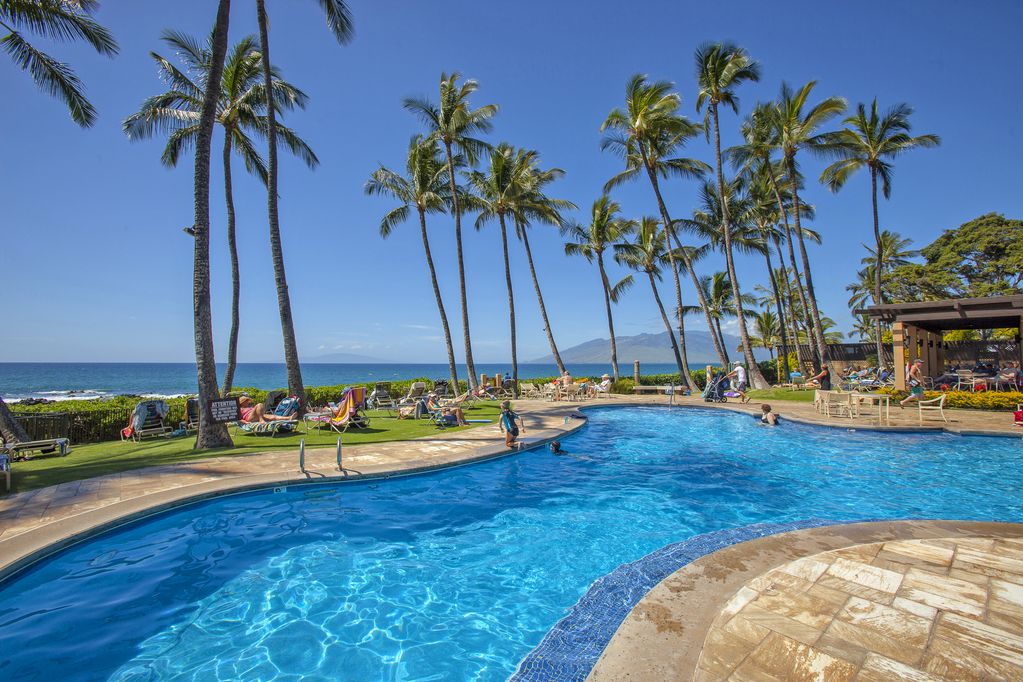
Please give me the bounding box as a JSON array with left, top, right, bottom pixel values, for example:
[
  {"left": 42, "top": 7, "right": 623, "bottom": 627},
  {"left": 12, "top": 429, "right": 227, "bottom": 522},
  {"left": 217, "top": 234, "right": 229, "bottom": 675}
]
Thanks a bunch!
[
  {"left": 441, "top": 391, "right": 476, "bottom": 408},
  {"left": 368, "top": 382, "right": 397, "bottom": 412},
  {"left": 184, "top": 398, "right": 200, "bottom": 431},
  {"left": 520, "top": 383, "right": 541, "bottom": 399},
  {"left": 431, "top": 380, "right": 450, "bottom": 398},
  {"left": 121, "top": 400, "right": 173, "bottom": 442},
  {"left": 400, "top": 382, "right": 427, "bottom": 405},
  {"left": 306, "top": 389, "right": 369, "bottom": 433},
  {"left": 237, "top": 397, "right": 300, "bottom": 436},
  {"left": 0, "top": 438, "right": 71, "bottom": 461},
  {"left": 918, "top": 394, "right": 948, "bottom": 423}
]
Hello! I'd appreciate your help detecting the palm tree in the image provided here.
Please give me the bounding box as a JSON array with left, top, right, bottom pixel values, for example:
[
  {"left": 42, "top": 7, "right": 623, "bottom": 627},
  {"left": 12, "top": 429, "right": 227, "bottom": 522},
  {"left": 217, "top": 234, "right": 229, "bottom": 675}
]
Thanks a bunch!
[
  {"left": 749, "top": 309, "right": 781, "bottom": 379},
  {"left": 562, "top": 196, "right": 636, "bottom": 382},
  {"left": 614, "top": 218, "right": 688, "bottom": 376},
  {"left": 467, "top": 143, "right": 530, "bottom": 396},
  {"left": 405, "top": 73, "right": 497, "bottom": 390},
  {"left": 852, "top": 313, "right": 875, "bottom": 342},
  {"left": 821, "top": 99, "right": 939, "bottom": 363},
  {"left": 510, "top": 153, "right": 576, "bottom": 376},
  {"left": 1, "top": 0, "right": 117, "bottom": 127},
  {"left": 601, "top": 75, "right": 719, "bottom": 374},
  {"left": 365, "top": 136, "right": 460, "bottom": 392},
  {"left": 686, "top": 271, "right": 756, "bottom": 366},
  {"left": 774, "top": 81, "right": 846, "bottom": 374},
  {"left": 124, "top": 30, "right": 316, "bottom": 395},
  {"left": 190, "top": 0, "right": 233, "bottom": 448},
  {"left": 694, "top": 42, "right": 768, "bottom": 389},
  {"left": 254, "top": 0, "right": 353, "bottom": 407}
]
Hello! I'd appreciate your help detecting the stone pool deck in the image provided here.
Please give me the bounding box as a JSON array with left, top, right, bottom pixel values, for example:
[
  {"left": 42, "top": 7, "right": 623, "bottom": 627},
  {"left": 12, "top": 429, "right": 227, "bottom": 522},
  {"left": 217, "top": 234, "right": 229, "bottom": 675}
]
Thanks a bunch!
[
  {"left": 1, "top": 393, "right": 1021, "bottom": 677},
  {"left": 590, "top": 520, "right": 1023, "bottom": 681}
]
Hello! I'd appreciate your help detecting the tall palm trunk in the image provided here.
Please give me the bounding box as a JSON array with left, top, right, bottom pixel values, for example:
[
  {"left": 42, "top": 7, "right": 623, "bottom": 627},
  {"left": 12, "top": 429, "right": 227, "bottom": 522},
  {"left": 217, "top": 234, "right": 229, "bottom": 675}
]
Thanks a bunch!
[
  {"left": 596, "top": 253, "right": 620, "bottom": 381},
  {"left": 0, "top": 396, "right": 30, "bottom": 445},
  {"left": 714, "top": 318, "right": 730, "bottom": 364},
  {"left": 711, "top": 104, "right": 768, "bottom": 388},
  {"left": 443, "top": 141, "right": 477, "bottom": 390},
  {"left": 647, "top": 271, "right": 685, "bottom": 373},
  {"left": 870, "top": 167, "right": 885, "bottom": 366},
  {"left": 778, "top": 260, "right": 809, "bottom": 371},
  {"left": 497, "top": 212, "right": 518, "bottom": 397},
  {"left": 418, "top": 208, "right": 459, "bottom": 392},
  {"left": 763, "top": 244, "right": 790, "bottom": 383},
  {"left": 221, "top": 129, "right": 240, "bottom": 395},
  {"left": 193, "top": 0, "right": 232, "bottom": 449},
  {"left": 518, "top": 222, "right": 565, "bottom": 374},
  {"left": 256, "top": 0, "right": 305, "bottom": 407},
  {"left": 674, "top": 302, "right": 697, "bottom": 391},
  {"left": 768, "top": 169, "right": 815, "bottom": 366},
  {"left": 641, "top": 151, "right": 729, "bottom": 369},
  {"left": 786, "top": 156, "right": 832, "bottom": 375}
]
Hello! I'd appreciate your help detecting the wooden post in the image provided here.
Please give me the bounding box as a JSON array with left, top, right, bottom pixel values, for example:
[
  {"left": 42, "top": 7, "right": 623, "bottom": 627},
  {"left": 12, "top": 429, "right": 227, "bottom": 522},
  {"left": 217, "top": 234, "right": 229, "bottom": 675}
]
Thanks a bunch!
[
  {"left": 936, "top": 334, "right": 945, "bottom": 376},
  {"left": 633, "top": 361, "right": 640, "bottom": 383},
  {"left": 925, "top": 330, "right": 939, "bottom": 378},
  {"left": 893, "top": 321, "right": 907, "bottom": 390}
]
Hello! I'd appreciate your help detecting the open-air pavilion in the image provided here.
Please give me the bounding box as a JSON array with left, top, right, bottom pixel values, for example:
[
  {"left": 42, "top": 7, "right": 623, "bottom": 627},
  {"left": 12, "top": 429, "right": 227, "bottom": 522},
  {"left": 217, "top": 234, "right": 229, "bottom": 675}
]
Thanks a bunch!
[{"left": 862, "top": 295, "right": 1023, "bottom": 389}]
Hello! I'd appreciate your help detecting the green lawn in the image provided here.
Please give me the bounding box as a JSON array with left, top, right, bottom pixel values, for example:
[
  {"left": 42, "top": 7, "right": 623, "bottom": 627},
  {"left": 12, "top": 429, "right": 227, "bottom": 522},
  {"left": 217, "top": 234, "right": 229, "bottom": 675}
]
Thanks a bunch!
[
  {"left": 7, "top": 403, "right": 503, "bottom": 494},
  {"left": 746, "top": 388, "right": 816, "bottom": 403}
]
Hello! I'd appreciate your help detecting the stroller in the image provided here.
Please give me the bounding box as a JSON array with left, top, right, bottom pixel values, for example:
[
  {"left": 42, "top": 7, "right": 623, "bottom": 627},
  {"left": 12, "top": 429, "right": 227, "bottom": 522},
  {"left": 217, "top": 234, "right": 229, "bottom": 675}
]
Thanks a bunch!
[{"left": 703, "top": 373, "right": 729, "bottom": 403}]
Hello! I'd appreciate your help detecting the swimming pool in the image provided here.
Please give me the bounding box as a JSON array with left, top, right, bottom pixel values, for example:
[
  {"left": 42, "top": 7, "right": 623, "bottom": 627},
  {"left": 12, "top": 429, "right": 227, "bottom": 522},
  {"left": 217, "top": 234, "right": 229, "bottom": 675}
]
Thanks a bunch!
[{"left": 1, "top": 406, "right": 1021, "bottom": 680}]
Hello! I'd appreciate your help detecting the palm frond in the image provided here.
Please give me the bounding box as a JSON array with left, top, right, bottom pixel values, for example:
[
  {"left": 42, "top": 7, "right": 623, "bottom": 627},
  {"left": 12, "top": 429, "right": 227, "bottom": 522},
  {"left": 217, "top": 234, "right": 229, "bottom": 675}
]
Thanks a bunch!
[{"left": 1, "top": 31, "right": 96, "bottom": 126}]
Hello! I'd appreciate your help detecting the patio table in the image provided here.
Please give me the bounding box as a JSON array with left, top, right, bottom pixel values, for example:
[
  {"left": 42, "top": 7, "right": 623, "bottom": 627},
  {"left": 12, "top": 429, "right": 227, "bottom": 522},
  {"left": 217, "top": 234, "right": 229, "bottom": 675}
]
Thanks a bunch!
[{"left": 853, "top": 393, "right": 890, "bottom": 423}]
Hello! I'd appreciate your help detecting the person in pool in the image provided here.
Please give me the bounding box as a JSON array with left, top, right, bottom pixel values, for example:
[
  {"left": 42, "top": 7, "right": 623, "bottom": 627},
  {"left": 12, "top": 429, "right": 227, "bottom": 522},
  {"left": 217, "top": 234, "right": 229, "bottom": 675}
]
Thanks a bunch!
[
  {"left": 499, "top": 400, "right": 525, "bottom": 448},
  {"left": 760, "top": 403, "right": 779, "bottom": 426}
]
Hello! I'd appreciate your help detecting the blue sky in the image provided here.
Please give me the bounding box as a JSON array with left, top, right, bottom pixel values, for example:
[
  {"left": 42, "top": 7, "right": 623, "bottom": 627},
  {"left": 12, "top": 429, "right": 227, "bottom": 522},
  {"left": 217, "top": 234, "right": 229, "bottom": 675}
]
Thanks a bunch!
[{"left": 3, "top": 0, "right": 1021, "bottom": 363}]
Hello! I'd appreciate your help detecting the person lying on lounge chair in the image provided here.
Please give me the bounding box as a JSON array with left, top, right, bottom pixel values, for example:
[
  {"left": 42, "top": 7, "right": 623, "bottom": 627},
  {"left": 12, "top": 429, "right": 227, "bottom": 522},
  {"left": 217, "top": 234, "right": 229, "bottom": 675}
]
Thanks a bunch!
[
  {"left": 238, "top": 396, "right": 292, "bottom": 423},
  {"left": 426, "top": 394, "right": 467, "bottom": 426}
]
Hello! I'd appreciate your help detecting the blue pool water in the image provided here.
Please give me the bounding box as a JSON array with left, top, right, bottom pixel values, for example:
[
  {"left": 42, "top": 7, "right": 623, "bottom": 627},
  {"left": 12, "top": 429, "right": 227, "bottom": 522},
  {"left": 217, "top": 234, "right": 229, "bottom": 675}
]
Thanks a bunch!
[{"left": 1, "top": 406, "right": 1022, "bottom": 681}]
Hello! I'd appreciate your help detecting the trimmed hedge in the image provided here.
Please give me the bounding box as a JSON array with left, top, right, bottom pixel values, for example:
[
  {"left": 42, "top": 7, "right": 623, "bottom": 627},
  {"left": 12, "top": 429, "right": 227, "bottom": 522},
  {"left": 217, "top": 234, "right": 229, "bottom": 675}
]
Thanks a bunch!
[{"left": 878, "top": 388, "right": 1023, "bottom": 410}]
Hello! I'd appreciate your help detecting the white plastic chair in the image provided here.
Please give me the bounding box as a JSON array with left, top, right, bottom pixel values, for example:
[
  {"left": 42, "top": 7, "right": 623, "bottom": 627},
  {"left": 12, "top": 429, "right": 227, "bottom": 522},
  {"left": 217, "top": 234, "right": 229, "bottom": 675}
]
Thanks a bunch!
[{"left": 918, "top": 394, "right": 948, "bottom": 423}]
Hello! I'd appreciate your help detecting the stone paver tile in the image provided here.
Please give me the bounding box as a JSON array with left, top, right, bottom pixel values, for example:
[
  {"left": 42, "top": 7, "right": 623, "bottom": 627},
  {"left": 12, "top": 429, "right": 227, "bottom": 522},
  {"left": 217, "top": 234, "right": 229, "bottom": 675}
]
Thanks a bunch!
[
  {"left": 721, "top": 615, "right": 771, "bottom": 647},
  {"left": 836, "top": 595, "right": 932, "bottom": 647},
  {"left": 752, "top": 586, "right": 843, "bottom": 630},
  {"left": 946, "top": 567, "right": 990, "bottom": 586},
  {"left": 777, "top": 556, "right": 831, "bottom": 583},
  {"left": 813, "top": 631, "right": 870, "bottom": 667},
  {"left": 952, "top": 537, "right": 995, "bottom": 553},
  {"left": 954, "top": 547, "right": 1023, "bottom": 586},
  {"left": 891, "top": 596, "right": 938, "bottom": 621},
  {"left": 698, "top": 624, "right": 751, "bottom": 678},
  {"left": 830, "top": 544, "right": 882, "bottom": 563},
  {"left": 934, "top": 612, "right": 1023, "bottom": 667},
  {"left": 881, "top": 540, "right": 955, "bottom": 567},
  {"left": 817, "top": 574, "right": 896, "bottom": 606},
  {"left": 806, "top": 581, "right": 853, "bottom": 608},
  {"left": 856, "top": 653, "right": 941, "bottom": 682},
  {"left": 898, "top": 567, "right": 988, "bottom": 618},
  {"left": 732, "top": 632, "right": 857, "bottom": 682},
  {"left": 720, "top": 586, "right": 760, "bottom": 620},
  {"left": 738, "top": 603, "right": 824, "bottom": 647},
  {"left": 924, "top": 634, "right": 1015, "bottom": 680},
  {"left": 826, "top": 557, "right": 904, "bottom": 594},
  {"left": 989, "top": 577, "right": 1023, "bottom": 617}
]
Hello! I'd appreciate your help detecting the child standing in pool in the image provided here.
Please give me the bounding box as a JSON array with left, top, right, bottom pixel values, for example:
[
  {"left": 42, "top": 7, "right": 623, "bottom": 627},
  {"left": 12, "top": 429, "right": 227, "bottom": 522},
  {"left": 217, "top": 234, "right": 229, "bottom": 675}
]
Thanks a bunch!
[{"left": 499, "top": 400, "right": 525, "bottom": 448}]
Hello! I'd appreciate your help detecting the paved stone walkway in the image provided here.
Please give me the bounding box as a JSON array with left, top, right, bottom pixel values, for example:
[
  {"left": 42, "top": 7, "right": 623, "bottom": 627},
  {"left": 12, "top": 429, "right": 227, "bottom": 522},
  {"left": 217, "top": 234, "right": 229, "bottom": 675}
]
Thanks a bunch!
[{"left": 698, "top": 536, "right": 1023, "bottom": 680}]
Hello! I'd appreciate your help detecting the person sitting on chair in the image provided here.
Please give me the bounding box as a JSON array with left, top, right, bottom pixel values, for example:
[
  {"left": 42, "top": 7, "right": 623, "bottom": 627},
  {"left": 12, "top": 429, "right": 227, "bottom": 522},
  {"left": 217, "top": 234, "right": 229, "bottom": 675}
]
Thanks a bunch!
[
  {"left": 426, "top": 394, "right": 467, "bottom": 426},
  {"left": 238, "top": 396, "right": 290, "bottom": 423}
]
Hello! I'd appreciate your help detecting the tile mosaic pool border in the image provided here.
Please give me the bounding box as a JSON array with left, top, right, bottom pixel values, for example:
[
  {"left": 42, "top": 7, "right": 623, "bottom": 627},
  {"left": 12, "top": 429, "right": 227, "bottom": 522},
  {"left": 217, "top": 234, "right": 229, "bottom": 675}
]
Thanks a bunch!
[{"left": 510, "top": 518, "right": 841, "bottom": 682}]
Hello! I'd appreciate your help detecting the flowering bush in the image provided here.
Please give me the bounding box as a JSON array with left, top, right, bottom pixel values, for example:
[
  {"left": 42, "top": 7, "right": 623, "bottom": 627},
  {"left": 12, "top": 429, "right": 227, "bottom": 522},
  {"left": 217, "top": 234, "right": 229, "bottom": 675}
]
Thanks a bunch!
[{"left": 878, "top": 388, "right": 1023, "bottom": 410}]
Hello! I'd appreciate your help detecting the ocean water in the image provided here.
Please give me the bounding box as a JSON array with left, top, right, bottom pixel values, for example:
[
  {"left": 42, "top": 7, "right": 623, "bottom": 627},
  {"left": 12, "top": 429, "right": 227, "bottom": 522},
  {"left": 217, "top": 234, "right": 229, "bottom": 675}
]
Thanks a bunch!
[
  {"left": 0, "top": 406, "right": 1021, "bottom": 680},
  {"left": 0, "top": 362, "right": 684, "bottom": 402}
]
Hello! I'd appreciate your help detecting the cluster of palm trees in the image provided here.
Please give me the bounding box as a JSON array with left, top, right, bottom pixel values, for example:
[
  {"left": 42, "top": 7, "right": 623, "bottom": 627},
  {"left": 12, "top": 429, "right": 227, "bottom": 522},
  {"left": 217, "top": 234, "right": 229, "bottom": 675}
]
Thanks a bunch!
[{"left": 3, "top": 1, "right": 939, "bottom": 448}]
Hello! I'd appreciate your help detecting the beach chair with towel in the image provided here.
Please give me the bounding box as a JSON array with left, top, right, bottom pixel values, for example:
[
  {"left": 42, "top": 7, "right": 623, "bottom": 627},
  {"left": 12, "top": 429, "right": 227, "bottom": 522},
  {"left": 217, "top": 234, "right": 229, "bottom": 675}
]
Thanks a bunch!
[
  {"left": 121, "top": 400, "right": 173, "bottom": 442},
  {"left": 306, "top": 388, "right": 369, "bottom": 433},
  {"left": 237, "top": 397, "right": 300, "bottom": 436}
]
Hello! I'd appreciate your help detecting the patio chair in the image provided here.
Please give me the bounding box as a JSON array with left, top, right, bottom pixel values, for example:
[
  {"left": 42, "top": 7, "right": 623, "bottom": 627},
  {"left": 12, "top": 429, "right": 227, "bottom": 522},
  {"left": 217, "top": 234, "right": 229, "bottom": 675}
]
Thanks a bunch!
[
  {"left": 520, "top": 382, "right": 541, "bottom": 399},
  {"left": 121, "top": 400, "right": 173, "bottom": 442},
  {"left": 955, "top": 370, "right": 986, "bottom": 392},
  {"left": 823, "top": 391, "right": 855, "bottom": 418},
  {"left": 368, "top": 383, "right": 397, "bottom": 412},
  {"left": 561, "top": 383, "right": 582, "bottom": 402},
  {"left": 237, "top": 397, "right": 300, "bottom": 436},
  {"left": 918, "top": 394, "right": 948, "bottom": 423},
  {"left": 184, "top": 398, "right": 200, "bottom": 431}
]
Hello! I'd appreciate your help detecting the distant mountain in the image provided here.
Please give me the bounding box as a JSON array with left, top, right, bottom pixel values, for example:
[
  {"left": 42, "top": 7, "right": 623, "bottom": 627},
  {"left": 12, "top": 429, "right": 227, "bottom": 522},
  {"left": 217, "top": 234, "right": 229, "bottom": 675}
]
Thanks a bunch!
[
  {"left": 529, "top": 330, "right": 769, "bottom": 365},
  {"left": 308, "top": 351, "right": 387, "bottom": 363}
]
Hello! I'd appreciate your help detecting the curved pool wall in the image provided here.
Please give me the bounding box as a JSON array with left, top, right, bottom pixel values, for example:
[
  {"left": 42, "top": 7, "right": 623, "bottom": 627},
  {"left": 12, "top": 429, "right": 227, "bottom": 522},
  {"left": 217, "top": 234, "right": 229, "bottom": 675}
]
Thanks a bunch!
[{"left": 1, "top": 406, "right": 1022, "bottom": 681}]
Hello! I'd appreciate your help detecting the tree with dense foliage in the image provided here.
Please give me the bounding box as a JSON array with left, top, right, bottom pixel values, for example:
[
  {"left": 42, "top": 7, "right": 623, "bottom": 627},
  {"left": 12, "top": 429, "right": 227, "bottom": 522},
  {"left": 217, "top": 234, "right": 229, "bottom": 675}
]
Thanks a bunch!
[
  {"left": 846, "top": 230, "right": 916, "bottom": 315},
  {"left": 601, "top": 75, "right": 719, "bottom": 374},
  {"left": 888, "top": 213, "right": 1023, "bottom": 300},
  {"left": 190, "top": 0, "right": 233, "bottom": 448},
  {"left": 366, "top": 136, "right": 460, "bottom": 391},
  {"left": 821, "top": 99, "right": 939, "bottom": 363},
  {"left": 124, "top": 30, "right": 315, "bottom": 394},
  {"left": 773, "top": 81, "right": 846, "bottom": 372},
  {"left": 405, "top": 73, "right": 497, "bottom": 390},
  {"left": 695, "top": 42, "right": 768, "bottom": 388},
  {"left": 562, "top": 196, "right": 636, "bottom": 382},
  {"left": 615, "top": 218, "right": 688, "bottom": 376},
  {"left": 1, "top": 0, "right": 118, "bottom": 127},
  {"left": 254, "top": 0, "right": 353, "bottom": 407},
  {"left": 510, "top": 153, "right": 576, "bottom": 376}
]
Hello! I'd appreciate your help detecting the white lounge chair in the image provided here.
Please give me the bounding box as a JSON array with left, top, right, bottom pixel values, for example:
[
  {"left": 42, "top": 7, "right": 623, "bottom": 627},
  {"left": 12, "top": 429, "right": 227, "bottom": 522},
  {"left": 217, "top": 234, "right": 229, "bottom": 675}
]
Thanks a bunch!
[{"left": 918, "top": 394, "right": 948, "bottom": 423}]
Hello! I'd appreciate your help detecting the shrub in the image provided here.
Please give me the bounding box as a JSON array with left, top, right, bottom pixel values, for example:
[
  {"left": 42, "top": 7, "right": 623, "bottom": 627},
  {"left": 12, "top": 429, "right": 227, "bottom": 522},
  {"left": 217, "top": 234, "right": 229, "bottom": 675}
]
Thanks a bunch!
[{"left": 878, "top": 388, "right": 1023, "bottom": 410}]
